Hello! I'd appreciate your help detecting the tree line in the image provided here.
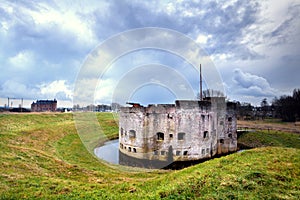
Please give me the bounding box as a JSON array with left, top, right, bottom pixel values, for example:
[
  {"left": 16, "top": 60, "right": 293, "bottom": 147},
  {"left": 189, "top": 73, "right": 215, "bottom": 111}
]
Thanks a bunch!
[
  {"left": 235, "top": 88, "right": 300, "bottom": 122},
  {"left": 272, "top": 88, "right": 300, "bottom": 122}
]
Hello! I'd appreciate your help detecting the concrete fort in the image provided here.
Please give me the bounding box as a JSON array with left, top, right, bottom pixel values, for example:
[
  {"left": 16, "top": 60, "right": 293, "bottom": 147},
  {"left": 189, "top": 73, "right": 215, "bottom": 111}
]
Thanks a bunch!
[{"left": 119, "top": 97, "right": 237, "bottom": 167}]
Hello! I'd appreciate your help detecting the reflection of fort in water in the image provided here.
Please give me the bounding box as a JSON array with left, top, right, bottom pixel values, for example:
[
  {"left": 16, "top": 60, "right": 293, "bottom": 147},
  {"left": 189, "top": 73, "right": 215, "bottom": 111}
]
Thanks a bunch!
[{"left": 119, "top": 97, "right": 237, "bottom": 169}]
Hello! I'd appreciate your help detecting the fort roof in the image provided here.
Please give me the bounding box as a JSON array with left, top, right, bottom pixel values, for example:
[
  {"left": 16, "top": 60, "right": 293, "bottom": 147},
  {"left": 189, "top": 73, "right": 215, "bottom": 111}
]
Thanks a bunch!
[{"left": 122, "top": 97, "right": 227, "bottom": 109}]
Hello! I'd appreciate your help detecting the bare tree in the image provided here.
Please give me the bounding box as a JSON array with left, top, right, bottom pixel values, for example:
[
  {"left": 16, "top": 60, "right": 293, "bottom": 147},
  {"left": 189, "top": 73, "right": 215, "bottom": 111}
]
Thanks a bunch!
[{"left": 197, "top": 89, "right": 225, "bottom": 99}]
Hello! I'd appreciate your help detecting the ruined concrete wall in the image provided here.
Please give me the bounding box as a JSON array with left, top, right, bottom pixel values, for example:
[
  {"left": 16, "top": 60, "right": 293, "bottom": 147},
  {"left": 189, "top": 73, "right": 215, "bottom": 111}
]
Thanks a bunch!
[
  {"left": 217, "top": 101, "right": 237, "bottom": 154},
  {"left": 119, "top": 106, "right": 146, "bottom": 159},
  {"left": 119, "top": 98, "right": 237, "bottom": 163},
  {"left": 173, "top": 100, "right": 216, "bottom": 161}
]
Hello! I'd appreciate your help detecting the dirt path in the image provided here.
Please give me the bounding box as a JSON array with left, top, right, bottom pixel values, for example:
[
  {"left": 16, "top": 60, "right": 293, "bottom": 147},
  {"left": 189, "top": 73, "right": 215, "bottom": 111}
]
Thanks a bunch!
[{"left": 237, "top": 120, "right": 300, "bottom": 134}]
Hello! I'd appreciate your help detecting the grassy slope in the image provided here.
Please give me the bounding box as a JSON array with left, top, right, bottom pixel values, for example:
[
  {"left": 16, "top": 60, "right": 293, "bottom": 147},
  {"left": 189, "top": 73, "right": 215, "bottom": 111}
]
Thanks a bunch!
[
  {"left": 0, "top": 113, "right": 299, "bottom": 199},
  {"left": 238, "top": 130, "right": 300, "bottom": 149}
]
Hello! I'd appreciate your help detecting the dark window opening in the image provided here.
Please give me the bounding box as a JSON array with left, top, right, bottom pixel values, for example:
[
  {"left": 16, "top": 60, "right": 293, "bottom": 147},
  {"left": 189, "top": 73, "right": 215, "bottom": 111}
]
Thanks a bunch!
[
  {"left": 169, "top": 134, "right": 173, "bottom": 138},
  {"left": 178, "top": 132, "right": 185, "bottom": 140},
  {"left": 133, "top": 148, "right": 136, "bottom": 153},
  {"left": 206, "top": 148, "right": 209, "bottom": 153},
  {"left": 183, "top": 151, "right": 188, "bottom": 156},
  {"left": 167, "top": 113, "right": 173, "bottom": 119},
  {"left": 161, "top": 151, "right": 165, "bottom": 155},
  {"left": 176, "top": 151, "right": 180, "bottom": 156},
  {"left": 154, "top": 151, "right": 158, "bottom": 155},
  {"left": 124, "top": 146, "right": 127, "bottom": 150},
  {"left": 220, "top": 121, "right": 224, "bottom": 125},
  {"left": 128, "top": 147, "right": 131, "bottom": 152},
  {"left": 228, "top": 117, "right": 232, "bottom": 122},
  {"left": 121, "top": 128, "right": 124, "bottom": 136},
  {"left": 157, "top": 132, "right": 164, "bottom": 140},
  {"left": 202, "top": 149, "right": 205, "bottom": 154},
  {"left": 120, "top": 143, "right": 123, "bottom": 149},
  {"left": 203, "top": 131, "right": 208, "bottom": 138},
  {"left": 129, "top": 130, "right": 136, "bottom": 138},
  {"left": 220, "top": 139, "right": 224, "bottom": 144},
  {"left": 228, "top": 133, "right": 232, "bottom": 138},
  {"left": 201, "top": 115, "right": 205, "bottom": 121}
]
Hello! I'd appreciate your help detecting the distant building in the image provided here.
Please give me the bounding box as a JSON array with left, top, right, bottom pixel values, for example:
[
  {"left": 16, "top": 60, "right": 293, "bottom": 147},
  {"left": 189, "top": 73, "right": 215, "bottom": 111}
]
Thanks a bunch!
[{"left": 31, "top": 99, "right": 57, "bottom": 112}]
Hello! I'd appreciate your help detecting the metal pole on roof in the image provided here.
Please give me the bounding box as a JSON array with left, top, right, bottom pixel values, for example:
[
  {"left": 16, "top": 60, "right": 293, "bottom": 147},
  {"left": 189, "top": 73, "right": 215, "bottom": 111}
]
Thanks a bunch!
[{"left": 200, "top": 64, "right": 203, "bottom": 101}]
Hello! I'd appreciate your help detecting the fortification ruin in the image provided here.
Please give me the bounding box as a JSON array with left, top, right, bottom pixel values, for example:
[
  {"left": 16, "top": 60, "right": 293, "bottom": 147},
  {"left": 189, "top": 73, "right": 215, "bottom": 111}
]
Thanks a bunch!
[{"left": 119, "top": 97, "right": 237, "bottom": 168}]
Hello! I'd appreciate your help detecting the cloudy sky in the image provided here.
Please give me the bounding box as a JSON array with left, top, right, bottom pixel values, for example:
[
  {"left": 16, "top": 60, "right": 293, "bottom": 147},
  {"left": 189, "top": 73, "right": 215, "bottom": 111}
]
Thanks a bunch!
[{"left": 0, "top": 0, "right": 299, "bottom": 108}]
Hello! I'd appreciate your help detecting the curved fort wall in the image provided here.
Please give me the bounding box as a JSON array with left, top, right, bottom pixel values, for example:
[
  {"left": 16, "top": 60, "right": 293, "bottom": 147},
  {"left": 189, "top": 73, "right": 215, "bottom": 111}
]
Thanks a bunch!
[{"left": 119, "top": 97, "right": 237, "bottom": 163}]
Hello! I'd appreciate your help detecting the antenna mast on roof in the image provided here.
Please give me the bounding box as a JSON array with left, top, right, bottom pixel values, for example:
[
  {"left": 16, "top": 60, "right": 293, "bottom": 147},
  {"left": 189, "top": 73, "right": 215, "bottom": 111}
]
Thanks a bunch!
[{"left": 200, "top": 64, "right": 203, "bottom": 101}]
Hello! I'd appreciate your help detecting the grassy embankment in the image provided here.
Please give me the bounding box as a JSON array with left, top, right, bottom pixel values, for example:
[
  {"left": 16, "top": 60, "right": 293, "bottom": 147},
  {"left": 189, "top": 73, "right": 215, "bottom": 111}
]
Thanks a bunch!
[{"left": 0, "top": 113, "right": 299, "bottom": 199}]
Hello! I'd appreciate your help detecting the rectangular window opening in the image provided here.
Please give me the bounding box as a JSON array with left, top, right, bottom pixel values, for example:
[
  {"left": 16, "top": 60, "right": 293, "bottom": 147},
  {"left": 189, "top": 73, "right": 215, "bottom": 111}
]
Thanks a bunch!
[
  {"left": 178, "top": 132, "right": 185, "bottom": 140},
  {"left": 203, "top": 131, "right": 208, "bottom": 138}
]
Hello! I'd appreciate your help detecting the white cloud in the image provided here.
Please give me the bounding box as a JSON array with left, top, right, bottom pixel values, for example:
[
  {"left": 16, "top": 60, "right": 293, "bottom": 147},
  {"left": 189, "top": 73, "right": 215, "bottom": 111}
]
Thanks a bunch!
[
  {"left": 27, "top": 3, "right": 98, "bottom": 49},
  {"left": 39, "top": 80, "right": 73, "bottom": 100},
  {"left": 0, "top": 79, "right": 73, "bottom": 101},
  {"left": 94, "top": 78, "right": 115, "bottom": 104},
  {"left": 196, "top": 34, "right": 212, "bottom": 44},
  {"left": 8, "top": 50, "right": 35, "bottom": 69},
  {"left": 231, "top": 68, "right": 277, "bottom": 97},
  {"left": 0, "top": 80, "right": 39, "bottom": 99}
]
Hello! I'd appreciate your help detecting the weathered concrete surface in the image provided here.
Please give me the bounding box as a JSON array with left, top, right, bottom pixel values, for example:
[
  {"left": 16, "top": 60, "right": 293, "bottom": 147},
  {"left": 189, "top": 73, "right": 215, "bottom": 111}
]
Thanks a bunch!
[{"left": 119, "top": 97, "right": 237, "bottom": 162}]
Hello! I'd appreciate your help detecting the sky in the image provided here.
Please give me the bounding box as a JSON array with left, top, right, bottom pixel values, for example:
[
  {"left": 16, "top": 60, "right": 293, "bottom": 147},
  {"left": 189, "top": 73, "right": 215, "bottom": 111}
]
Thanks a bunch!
[{"left": 0, "top": 0, "right": 299, "bottom": 108}]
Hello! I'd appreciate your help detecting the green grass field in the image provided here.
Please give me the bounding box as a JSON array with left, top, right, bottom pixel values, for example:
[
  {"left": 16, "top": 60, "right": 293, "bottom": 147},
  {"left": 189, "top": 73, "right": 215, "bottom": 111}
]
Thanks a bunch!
[{"left": 0, "top": 113, "right": 299, "bottom": 199}]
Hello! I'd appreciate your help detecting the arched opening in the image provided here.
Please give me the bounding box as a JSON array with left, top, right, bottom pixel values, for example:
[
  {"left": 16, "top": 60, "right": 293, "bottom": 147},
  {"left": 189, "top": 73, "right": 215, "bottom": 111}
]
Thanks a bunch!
[{"left": 157, "top": 132, "right": 164, "bottom": 140}]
